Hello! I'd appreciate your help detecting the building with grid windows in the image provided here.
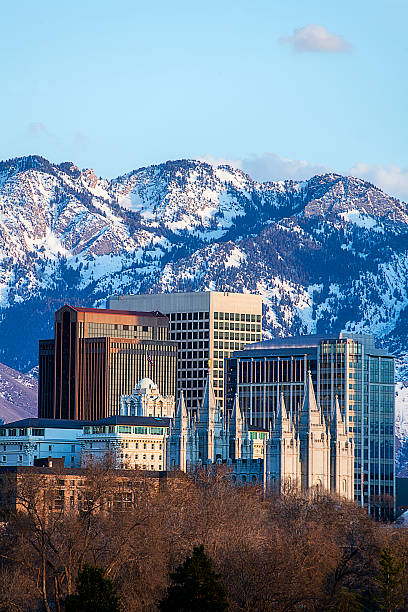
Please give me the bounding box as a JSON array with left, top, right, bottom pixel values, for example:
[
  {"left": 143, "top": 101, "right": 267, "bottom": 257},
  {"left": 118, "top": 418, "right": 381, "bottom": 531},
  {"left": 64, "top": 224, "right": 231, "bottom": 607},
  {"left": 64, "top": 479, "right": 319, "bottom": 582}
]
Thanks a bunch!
[
  {"left": 109, "top": 292, "right": 262, "bottom": 412},
  {"left": 38, "top": 305, "right": 177, "bottom": 421},
  {"left": 79, "top": 416, "right": 170, "bottom": 471},
  {"left": 225, "top": 333, "right": 395, "bottom": 517}
]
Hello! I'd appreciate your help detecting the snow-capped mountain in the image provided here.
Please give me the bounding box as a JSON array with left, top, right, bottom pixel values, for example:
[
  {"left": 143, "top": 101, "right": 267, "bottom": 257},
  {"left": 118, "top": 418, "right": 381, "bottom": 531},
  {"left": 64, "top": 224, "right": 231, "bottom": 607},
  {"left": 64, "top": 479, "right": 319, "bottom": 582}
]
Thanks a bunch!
[
  {"left": 0, "top": 362, "right": 37, "bottom": 423},
  {"left": 1, "top": 155, "right": 408, "bottom": 368},
  {"left": 1, "top": 154, "right": 408, "bottom": 465}
]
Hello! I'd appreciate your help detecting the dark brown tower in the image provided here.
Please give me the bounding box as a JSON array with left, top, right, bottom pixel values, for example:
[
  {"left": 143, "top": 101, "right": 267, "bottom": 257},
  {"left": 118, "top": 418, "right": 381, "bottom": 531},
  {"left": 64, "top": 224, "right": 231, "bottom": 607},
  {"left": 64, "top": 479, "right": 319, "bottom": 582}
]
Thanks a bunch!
[{"left": 39, "top": 305, "right": 177, "bottom": 420}]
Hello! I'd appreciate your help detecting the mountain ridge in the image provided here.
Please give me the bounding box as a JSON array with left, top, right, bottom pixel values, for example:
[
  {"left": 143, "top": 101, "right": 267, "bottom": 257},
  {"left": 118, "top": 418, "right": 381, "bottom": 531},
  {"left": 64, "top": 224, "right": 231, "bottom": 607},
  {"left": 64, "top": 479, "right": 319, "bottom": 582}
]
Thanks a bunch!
[
  {"left": 1, "top": 154, "right": 408, "bottom": 468},
  {"left": 1, "top": 154, "right": 408, "bottom": 371}
]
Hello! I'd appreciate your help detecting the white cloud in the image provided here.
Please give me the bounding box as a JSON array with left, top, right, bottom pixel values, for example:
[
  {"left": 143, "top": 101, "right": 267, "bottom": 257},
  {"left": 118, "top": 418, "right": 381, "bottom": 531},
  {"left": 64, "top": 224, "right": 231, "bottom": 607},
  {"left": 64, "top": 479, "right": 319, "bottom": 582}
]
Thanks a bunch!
[
  {"left": 280, "top": 24, "right": 351, "bottom": 53},
  {"left": 200, "top": 152, "right": 329, "bottom": 183},
  {"left": 241, "top": 153, "right": 329, "bottom": 183},
  {"left": 200, "top": 152, "right": 408, "bottom": 202},
  {"left": 199, "top": 154, "right": 243, "bottom": 170},
  {"left": 350, "top": 162, "right": 408, "bottom": 203}
]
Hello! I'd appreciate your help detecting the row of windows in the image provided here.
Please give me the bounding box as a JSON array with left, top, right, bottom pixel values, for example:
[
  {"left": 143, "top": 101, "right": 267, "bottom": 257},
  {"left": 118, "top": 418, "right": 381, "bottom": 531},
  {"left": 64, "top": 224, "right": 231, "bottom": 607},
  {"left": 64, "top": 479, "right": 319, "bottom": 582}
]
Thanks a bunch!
[
  {"left": 214, "top": 322, "right": 260, "bottom": 331},
  {"left": 0, "top": 428, "right": 46, "bottom": 437},
  {"left": 214, "top": 312, "right": 261, "bottom": 322},
  {"left": 249, "top": 431, "right": 268, "bottom": 440},
  {"left": 174, "top": 331, "right": 209, "bottom": 340},
  {"left": 214, "top": 332, "right": 260, "bottom": 341},
  {"left": 214, "top": 340, "right": 256, "bottom": 349},
  {"left": 122, "top": 453, "right": 162, "bottom": 461},
  {"left": 170, "top": 321, "right": 208, "bottom": 330},
  {"left": 83, "top": 425, "right": 168, "bottom": 435},
  {"left": 169, "top": 312, "right": 209, "bottom": 320}
]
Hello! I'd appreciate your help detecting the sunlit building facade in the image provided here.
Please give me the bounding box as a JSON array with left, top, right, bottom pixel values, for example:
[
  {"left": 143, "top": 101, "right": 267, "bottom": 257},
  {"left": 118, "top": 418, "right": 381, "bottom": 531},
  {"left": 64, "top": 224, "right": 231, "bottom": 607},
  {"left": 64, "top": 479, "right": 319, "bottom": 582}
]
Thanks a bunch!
[
  {"left": 226, "top": 333, "right": 395, "bottom": 516},
  {"left": 109, "top": 291, "right": 262, "bottom": 411},
  {"left": 39, "top": 305, "right": 177, "bottom": 420}
]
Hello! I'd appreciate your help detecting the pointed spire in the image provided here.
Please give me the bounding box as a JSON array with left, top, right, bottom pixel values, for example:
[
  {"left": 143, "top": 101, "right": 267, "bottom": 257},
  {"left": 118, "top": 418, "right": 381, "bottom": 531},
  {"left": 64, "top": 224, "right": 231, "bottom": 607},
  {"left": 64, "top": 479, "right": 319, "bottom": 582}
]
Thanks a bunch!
[
  {"left": 230, "top": 393, "right": 242, "bottom": 435},
  {"left": 174, "top": 391, "right": 188, "bottom": 432},
  {"left": 199, "top": 374, "right": 217, "bottom": 425},
  {"left": 279, "top": 392, "right": 288, "bottom": 420},
  {"left": 300, "top": 371, "right": 322, "bottom": 429},
  {"left": 331, "top": 396, "right": 346, "bottom": 437},
  {"left": 274, "top": 393, "right": 291, "bottom": 435}
]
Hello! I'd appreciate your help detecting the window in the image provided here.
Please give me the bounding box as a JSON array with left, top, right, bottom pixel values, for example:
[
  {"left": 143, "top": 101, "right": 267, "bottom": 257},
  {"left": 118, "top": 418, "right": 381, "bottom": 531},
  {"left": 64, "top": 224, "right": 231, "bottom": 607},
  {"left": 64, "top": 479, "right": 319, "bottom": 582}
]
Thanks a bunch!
[
  {"left": 118, "top": 426, "right": 132, "bottom": 433},
  {"left": 92, "top": 426, "right": 106, "bottom": 434},
  {"left": 48, "top": 445, "right": 52, "bottom": 452}
]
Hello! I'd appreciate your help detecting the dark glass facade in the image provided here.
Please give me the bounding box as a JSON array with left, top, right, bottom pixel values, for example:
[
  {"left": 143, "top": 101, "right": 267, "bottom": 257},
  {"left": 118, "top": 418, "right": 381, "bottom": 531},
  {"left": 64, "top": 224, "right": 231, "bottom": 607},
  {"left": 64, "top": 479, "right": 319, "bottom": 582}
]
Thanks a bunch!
[{"left": 226, "top": 333, "right": 395, "bottom": 516}]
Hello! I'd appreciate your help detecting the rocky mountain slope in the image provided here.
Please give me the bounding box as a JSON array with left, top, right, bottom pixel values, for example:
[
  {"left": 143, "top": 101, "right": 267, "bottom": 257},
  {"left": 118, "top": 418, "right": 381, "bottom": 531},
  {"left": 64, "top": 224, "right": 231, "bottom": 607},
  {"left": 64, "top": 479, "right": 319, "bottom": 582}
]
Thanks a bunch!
[
  {"left": 1, "top": 155, "right": 407, "bottom": 368},
  {"left": 1, "top": 154, "right": 408, "bottom": 464},
  {"left": 0, "top": 362, "right": 37, "bottom": 423}
]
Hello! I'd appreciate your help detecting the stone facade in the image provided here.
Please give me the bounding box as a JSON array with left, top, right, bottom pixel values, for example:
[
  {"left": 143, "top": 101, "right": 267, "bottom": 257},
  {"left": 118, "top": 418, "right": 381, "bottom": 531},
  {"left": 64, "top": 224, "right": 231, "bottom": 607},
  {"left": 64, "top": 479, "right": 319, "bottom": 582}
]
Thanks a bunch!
[
  {"left": 168, "top": 373, "right": 354, "bottom": 499},
  {"left": 120, "top": 378, "right": 175, "bottom": 419}
]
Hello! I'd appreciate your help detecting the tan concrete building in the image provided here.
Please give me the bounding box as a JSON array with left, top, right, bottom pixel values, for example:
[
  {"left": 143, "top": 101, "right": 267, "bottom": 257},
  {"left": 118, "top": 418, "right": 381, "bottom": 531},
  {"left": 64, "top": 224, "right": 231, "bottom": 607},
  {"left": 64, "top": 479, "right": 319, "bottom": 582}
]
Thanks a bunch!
[{"left": 109, "top": 292, "right": 262, "bottom": 412}]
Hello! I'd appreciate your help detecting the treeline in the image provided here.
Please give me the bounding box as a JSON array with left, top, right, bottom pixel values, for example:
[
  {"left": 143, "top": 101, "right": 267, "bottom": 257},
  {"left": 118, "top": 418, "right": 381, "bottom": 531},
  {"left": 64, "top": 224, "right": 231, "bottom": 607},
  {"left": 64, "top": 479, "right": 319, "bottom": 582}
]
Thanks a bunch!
[{"left": 0, "top": 465, "right": 408, "bottom": 611}]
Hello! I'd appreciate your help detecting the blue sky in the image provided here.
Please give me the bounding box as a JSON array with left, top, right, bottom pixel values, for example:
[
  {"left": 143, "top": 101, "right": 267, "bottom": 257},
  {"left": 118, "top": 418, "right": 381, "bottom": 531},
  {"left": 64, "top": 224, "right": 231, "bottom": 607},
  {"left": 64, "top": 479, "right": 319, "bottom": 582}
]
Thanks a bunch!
[{"left": 1, "top": 0, "right": 407, "bottom": 198}]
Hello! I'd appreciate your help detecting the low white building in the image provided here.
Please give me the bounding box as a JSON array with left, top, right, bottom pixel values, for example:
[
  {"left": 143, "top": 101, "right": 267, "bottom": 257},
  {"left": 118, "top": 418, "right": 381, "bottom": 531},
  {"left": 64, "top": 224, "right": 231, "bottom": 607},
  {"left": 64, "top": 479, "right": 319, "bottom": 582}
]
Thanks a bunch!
[
  {"left": 120, "top": 378, "right": 175, "bottom": 419},
  {"left": 78, "top": 416, "right": 170, "bottom": 471},
  {"left": 0, "top": 419, "right": 88, "bottom": 467}
]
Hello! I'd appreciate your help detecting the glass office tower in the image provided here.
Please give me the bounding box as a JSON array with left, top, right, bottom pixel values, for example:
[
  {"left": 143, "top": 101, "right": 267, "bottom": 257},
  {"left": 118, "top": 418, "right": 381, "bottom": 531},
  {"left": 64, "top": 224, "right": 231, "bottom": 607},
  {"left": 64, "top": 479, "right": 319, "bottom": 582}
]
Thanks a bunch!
[{"left": 226, "top": 333, "right": 395, "bottom": 516}]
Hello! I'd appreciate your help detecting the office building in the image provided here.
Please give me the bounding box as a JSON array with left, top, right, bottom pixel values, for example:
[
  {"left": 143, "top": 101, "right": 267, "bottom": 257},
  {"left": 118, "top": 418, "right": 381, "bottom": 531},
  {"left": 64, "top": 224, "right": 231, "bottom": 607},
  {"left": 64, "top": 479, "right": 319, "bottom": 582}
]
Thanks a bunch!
[
  {"left": 79, "top": 415, "right": 170, "bottom": 471},
  {"left": 38, "top": 305, "right": 177, "bottom": 420},
  {"left": 109, "top": 291, "right": 262, "bottom": 411},
  {"left": 0, "top": 418, "right": 90, "bottom": 467},
  {"left": 225, "top": 333, "right": 395, "bottom": 515}
]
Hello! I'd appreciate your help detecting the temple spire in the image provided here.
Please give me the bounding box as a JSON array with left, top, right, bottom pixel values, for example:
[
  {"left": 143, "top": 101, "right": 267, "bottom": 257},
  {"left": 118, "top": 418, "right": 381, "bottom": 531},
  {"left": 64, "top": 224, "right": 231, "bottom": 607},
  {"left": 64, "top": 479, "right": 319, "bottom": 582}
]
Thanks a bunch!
[
  {"left": 300, "top": 371, "right": 321, "bottom": 428},
  {"left": 230, "top": 393, "right": 242, "bottom": 435},
  {"left": 331, "top": 395, "right": 346, "bottom": 437}
]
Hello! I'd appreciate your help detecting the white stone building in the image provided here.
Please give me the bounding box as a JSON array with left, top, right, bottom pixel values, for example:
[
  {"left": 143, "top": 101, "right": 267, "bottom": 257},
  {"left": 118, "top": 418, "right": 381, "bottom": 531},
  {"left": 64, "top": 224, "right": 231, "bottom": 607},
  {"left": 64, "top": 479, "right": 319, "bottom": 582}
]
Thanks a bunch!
[
  {"left": 120, "top": 378, "right": 175, "bottom": 419},
  {"left": 168, "top": 373, "right": 354, "bottom": 499},
  {"left": 79, "top": 416, "right": 170, "bottom": 471},
  {"left": 0, "top": 419, "right": 87, "bottom": 467}
]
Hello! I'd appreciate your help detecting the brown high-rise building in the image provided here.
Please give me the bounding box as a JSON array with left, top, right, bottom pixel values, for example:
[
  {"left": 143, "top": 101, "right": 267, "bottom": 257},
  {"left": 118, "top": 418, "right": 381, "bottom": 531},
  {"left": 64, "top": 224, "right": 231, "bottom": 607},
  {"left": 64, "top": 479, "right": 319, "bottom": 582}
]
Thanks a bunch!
[{"left": 38, "top": 305, "right": 177, "bottom": 420}]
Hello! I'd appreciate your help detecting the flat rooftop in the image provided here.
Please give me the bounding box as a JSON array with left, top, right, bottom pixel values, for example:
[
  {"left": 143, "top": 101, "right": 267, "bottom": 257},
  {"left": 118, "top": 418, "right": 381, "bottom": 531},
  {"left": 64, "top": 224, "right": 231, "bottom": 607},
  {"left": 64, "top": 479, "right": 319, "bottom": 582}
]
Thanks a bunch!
[{"left": 236, "top": 332, "right": 393, "bottom": 357}]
